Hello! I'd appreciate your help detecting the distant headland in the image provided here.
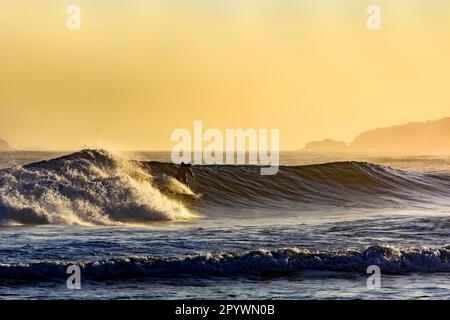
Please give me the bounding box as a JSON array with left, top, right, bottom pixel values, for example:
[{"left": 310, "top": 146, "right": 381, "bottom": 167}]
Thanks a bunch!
[
  {"left": 302, "top": 117, "right": 450, "bottom": 152},
  {"left": 0, "top": 139, "right": 13, "bottom": 151}
]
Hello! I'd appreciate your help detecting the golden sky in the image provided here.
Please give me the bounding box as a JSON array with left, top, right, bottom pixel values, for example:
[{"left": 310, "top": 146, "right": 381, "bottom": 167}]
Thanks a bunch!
[{"left": 1, "top": 0, "right": 450, "bottom": 150}]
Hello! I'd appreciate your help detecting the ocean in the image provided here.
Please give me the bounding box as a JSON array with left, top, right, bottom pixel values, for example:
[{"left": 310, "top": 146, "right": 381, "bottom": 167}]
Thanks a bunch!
[{"left": 0, "top": 150, "right": 449, "bottom": 299}]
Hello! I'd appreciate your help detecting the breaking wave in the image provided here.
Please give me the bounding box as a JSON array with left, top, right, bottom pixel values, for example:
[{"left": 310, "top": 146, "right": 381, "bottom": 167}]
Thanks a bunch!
[
  {"left": 0, "top": 245, "right": 448, "bottom": 280},
  {"left": 146, "top": 159, "right": 450, "bottom": 210},
  {"left": 0, "top": 149, "right": 194, "bottom": 226},
  {"left": 2, "top": 149, "right": 450, "bottom": 225}
]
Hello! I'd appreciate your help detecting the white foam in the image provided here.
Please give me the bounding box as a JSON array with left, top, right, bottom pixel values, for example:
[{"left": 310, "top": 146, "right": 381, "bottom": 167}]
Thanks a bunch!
[
  {"left": 0, "top": 245, "right": 448, "bottom": 280},
  {"left": 0, "top": 149, "right": 195, "bottom": 226}
]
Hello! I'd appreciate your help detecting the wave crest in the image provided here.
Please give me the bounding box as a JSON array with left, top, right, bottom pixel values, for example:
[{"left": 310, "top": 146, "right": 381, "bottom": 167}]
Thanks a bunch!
[
  {"left": 147, "top": 161, "right": 450, "bottom": 210},
  {"left": 0, "top": 149, "right": 194, "bottom": 226},
  {"left": 0, "top": 245, "right": 448, "bottom": 280},
  {"left": 2, "top": 149, "right": 450, "bottom": 225}
]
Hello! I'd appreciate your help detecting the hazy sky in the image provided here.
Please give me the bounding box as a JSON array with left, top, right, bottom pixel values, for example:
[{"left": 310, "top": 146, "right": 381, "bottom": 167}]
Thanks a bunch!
[{"left": 1, "top": 0, "right": 450, "bottom": 150}]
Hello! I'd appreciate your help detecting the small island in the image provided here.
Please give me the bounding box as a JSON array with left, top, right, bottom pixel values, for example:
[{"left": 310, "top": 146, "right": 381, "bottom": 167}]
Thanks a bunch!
[{"left": 302, "top": 139, "right": 349, "bottom": 152}]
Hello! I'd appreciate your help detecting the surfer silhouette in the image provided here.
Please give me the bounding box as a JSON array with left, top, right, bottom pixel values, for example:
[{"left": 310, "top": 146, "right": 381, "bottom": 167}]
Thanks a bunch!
[{"left": 176, "top": 162, "right": 194, "bottom": 185}]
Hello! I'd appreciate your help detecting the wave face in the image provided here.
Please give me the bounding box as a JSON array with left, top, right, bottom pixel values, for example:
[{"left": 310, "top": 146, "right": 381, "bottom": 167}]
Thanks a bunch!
[
  {"left": 0, "top": 245, "right": 448, "bottom": 280},
  {"left": 0, "top": 150, "right": 193, "bottom": 225},
  {"left": 147, "top": 160, "right": 450, "bottom": 210},
  {"left": 2, "top": 149, "right": 450, "bottom": 225}
]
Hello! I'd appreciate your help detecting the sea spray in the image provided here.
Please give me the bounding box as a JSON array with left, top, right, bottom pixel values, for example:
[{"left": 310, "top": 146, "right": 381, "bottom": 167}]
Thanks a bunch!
[{"left": 0, "top": 149, "right": 195, "bottom": 225}]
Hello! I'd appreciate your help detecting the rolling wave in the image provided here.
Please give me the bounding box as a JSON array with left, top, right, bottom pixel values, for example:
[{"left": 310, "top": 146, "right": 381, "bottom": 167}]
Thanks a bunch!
[
  {"left": 1, "top": 149, "right": 450, "bottom": 225},
  {"left": 146, "top": 158, "right": 450, "bottom": 210},
  {"left": 0, "top": 245, "right": 448, "bottom": 280},
  {"left": 0, "top": 149, "right": 194, "bottom": 226}
]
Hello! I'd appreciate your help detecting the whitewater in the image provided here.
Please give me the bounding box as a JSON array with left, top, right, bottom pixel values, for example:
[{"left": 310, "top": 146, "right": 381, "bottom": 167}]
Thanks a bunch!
[{"left": 0, "top": 150, "right": 448, "bottom": 299}]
